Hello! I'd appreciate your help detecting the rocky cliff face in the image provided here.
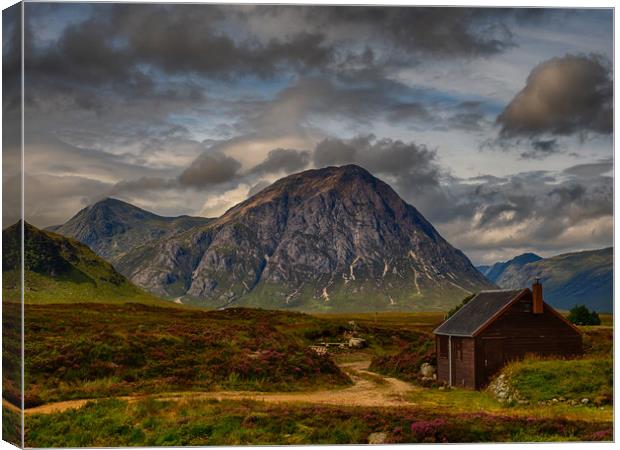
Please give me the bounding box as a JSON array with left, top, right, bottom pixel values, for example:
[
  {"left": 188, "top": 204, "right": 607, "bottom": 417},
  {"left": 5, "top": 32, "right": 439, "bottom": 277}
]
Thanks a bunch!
[
  {"left": 50, "top": 198, "right": 212, "bottom": 264},
  {"left": 116, "top": 165, "right": 494, "bottom": 311}
]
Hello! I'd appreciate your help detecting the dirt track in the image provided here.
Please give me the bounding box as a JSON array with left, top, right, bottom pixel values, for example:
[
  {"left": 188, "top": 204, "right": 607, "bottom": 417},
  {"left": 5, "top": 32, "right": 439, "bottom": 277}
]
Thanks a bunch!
[{"left": 21, "top": 360, "right": 418, "bottom": 415}]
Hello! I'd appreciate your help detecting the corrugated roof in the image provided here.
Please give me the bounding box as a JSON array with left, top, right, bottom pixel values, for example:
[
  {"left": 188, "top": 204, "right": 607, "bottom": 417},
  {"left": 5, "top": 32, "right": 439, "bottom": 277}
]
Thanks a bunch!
[{"left": 434, "top": 289, "right": 527, "bottom": 337}]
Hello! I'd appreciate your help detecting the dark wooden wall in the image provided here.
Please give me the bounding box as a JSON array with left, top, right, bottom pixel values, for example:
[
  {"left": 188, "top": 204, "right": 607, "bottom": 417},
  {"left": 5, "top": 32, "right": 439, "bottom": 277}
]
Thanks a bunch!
[
  {"left": 436, "top": 335, "right": 449, "bottom": 385},
  {"left": 474, "top": 292, "right": 582, "bottom": 388},
  {"left": 437, "top": 290, "right": 582, "bottom": 389},
  {"left": 436, "top": 336, "right": 476, "bottom": 388}
]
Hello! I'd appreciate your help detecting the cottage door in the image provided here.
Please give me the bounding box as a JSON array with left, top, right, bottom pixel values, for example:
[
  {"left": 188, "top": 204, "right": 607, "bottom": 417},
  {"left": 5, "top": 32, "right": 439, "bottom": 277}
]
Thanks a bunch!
[{"left": 483, "top": 338, "right": 504, "bottom": 381}]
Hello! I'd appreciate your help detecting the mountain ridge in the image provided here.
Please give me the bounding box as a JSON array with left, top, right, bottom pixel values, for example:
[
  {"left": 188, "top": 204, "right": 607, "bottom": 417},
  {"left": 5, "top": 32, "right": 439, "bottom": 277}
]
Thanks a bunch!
[
  {"left": 109, "top": 164, "right": 494, "bottom": 311},
  {"left": 480, "top": 248, "right": 612, "bottom": 312},
  {"left": 49, "top": 197, "right": 213, "bottom": 264},
  {"left": 477, "top": 252, "right": 543, "bottom": 284}
]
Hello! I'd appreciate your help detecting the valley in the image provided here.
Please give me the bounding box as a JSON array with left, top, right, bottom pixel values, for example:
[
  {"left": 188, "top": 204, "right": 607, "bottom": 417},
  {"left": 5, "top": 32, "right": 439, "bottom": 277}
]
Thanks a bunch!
[
  {"left": 2, "top": 165, "right": 613, "bottom": 445},
  {"left": 3, "top": 304, "right": 612, "bottom": 445}
]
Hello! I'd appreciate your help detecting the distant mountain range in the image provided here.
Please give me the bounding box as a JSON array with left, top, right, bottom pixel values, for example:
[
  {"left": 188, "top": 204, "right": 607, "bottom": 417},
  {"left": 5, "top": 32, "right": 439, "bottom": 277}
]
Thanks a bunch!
[
  {"left": 36, "top": 164, "right": 611, "bottom": 313},
  {"left": 477, "top": 248, "right": 612, "bottom": 312},
  {"left": 476, "top": 253, "right": 543, "bottom": 285},
  {"left": 51, "top": 165, "right": 493, "bottom": 311},
  {"left": 2, "top": 221, "right": 165, "bottom": 305},
  {"left": 47, "top": 198, "right": 212, "bottom": 264}
]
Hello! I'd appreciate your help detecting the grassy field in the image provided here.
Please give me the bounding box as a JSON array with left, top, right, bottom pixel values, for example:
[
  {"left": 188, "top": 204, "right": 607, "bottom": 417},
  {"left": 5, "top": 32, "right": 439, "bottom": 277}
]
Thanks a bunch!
[
  {"left": 3, "top": 304, "right": 613, "bottom": 445},
  {"left": 501, "top": 357, "right": 612, "bottom": 405},
  {"left": 22, "top": 397, "right": 612, "bottom": 447}
]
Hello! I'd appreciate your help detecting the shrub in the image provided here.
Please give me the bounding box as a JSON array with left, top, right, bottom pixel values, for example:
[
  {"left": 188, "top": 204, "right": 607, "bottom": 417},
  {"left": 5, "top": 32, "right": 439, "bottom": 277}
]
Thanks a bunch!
[
  {"left": 568, "top": 305, "right": 601, "bottom": 326},
  {"left": 369, "top": 333, "right": 436, "bottom": 385}
]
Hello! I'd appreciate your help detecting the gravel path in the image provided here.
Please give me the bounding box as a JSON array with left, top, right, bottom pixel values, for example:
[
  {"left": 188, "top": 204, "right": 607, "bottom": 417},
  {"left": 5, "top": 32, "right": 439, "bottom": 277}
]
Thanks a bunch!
[{"left": 21, "top": 359, "right": 418, "bottom": 415}]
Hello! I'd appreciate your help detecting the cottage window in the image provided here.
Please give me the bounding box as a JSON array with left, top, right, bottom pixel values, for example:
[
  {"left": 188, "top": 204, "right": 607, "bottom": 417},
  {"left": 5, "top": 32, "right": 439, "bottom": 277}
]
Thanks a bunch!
[{"left": 439, "top": 336, "right": 448, "bottom": 357}]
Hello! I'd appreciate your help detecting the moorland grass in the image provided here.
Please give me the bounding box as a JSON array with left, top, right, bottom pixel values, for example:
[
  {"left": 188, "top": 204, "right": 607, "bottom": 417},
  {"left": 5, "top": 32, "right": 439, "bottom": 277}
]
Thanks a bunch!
[
  {"left": 502, "top": 357, "right": 612, "bottom": 406},
  {"left": 25, "top": 397, "right": 612, "bottom": 447},
  {"left": 9, "top": 303, "right": 352, "bottom": 406},
  {"left": 2, "top": 405, "right": 21, "bottom": 446}
]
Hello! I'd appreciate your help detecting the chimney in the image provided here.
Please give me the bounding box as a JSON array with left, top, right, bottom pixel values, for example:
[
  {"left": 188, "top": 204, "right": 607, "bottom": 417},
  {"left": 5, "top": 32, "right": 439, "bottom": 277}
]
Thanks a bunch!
[{"left": 532, "top": 278, "right": 543, "bottom": 314}]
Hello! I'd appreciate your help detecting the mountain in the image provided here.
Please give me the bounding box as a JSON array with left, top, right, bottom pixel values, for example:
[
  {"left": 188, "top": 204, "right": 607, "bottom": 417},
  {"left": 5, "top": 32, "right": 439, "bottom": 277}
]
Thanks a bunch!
[
  {"left": 115, "top": 165, "right": 494, "bottom": 311},
  {"left": 489, "top": 248, "right": 612, "bottom": 312},
  {"left": 49, "top": 198, "right": 212, "bottom": 264},
  {"left": 476, "top": 252, "right": 543, "bottom": 284},
  {"left": 2, "top": 221, "right": 166, "bottom": 305}
]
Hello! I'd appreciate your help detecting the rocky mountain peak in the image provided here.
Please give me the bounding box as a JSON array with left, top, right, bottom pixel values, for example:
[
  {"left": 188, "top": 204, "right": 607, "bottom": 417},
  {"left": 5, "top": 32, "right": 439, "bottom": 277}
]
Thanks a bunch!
[
  {"left": 115, "top": 165, "right": 493, "bottom": 311},
  {"left": 51, "top": 198, "right": 212, "bottom": 263}
]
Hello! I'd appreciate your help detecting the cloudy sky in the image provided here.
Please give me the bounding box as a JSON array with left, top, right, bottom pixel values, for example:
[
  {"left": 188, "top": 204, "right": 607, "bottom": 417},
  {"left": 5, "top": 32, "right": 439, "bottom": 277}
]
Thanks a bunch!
[{"left": 3, "top": 4, "right": 613, "bottom": 264}]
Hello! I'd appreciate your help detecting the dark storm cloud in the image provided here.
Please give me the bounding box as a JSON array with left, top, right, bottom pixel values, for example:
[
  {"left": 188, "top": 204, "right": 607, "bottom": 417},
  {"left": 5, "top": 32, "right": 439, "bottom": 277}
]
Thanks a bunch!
[
  {"left": 249, "top": 149, "right": 310, "bottom": 175},
  {"left": 313, "top": 136, "right": 439, "bottom": 184},
  {"left": 26, "top": 4, "right": 334, "bottom": 85},
  {"left": 497, "top": 54, "right": 613, "bottom": 138},
  {"left": 314, "top": 138, "right": 358, "bottom": 167},
  {"left": 313, "top": 136, "right": 443, "bottom": 213},
  {"left": 178, "top": 152, "right": 242, "bottom": 188},
  {"left": 296, "top": 6, "right": 517, "bottom": 57},
  {"left": 115, "top": 5, "right": 334, "bottom": 78},
  {"left": 435, "top": 169, "right": 612, "bottom": 257},
  {"left": 24, "top": 4, "right": 530, "bottom": 91},
  {"left": 2, "top": 3, "right": 22, "bottom": 114}
]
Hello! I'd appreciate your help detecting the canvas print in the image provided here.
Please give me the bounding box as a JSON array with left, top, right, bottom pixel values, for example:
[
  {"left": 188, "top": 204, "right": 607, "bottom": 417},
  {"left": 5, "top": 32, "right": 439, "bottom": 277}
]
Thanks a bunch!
[{"left": 2, "top": 2, "right": 614, "bottom": 447}]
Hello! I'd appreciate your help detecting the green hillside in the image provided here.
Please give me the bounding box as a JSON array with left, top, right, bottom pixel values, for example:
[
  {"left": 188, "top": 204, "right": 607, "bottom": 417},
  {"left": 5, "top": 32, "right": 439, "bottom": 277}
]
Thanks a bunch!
[{"left": 2, "top": 221, "right": 169, "bottom": 305}]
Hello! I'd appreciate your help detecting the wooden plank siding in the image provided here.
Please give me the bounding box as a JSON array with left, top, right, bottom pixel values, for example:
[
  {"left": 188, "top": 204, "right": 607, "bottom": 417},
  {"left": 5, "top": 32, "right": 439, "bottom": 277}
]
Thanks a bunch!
[
  {"left": 474, "top": 292, "right": 582, "bottom": 387},
  {"left": 436, "top": 335, "right": 449, "bottom": 385},
  {"left": 452, "top": 337, "right": 476, "bottom": 388},
  {"left": 436, "top": 336, "right": 476, "bottom": 388},
  {"left": 436, "top": 289, "right": 582, "bottom": 390}
]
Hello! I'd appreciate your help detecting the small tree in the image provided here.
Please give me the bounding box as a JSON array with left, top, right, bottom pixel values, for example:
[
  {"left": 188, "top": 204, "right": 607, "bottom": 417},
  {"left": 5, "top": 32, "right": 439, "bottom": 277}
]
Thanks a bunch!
[{"left": 567, "top": 304, "right": 601, "bottom": 326}]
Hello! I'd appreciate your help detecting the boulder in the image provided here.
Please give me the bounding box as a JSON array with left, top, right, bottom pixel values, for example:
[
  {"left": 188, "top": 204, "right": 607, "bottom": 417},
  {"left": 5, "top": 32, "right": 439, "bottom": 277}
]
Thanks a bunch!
[{"left": 420, "top": 363, "right": 436, "bottom": 378}]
